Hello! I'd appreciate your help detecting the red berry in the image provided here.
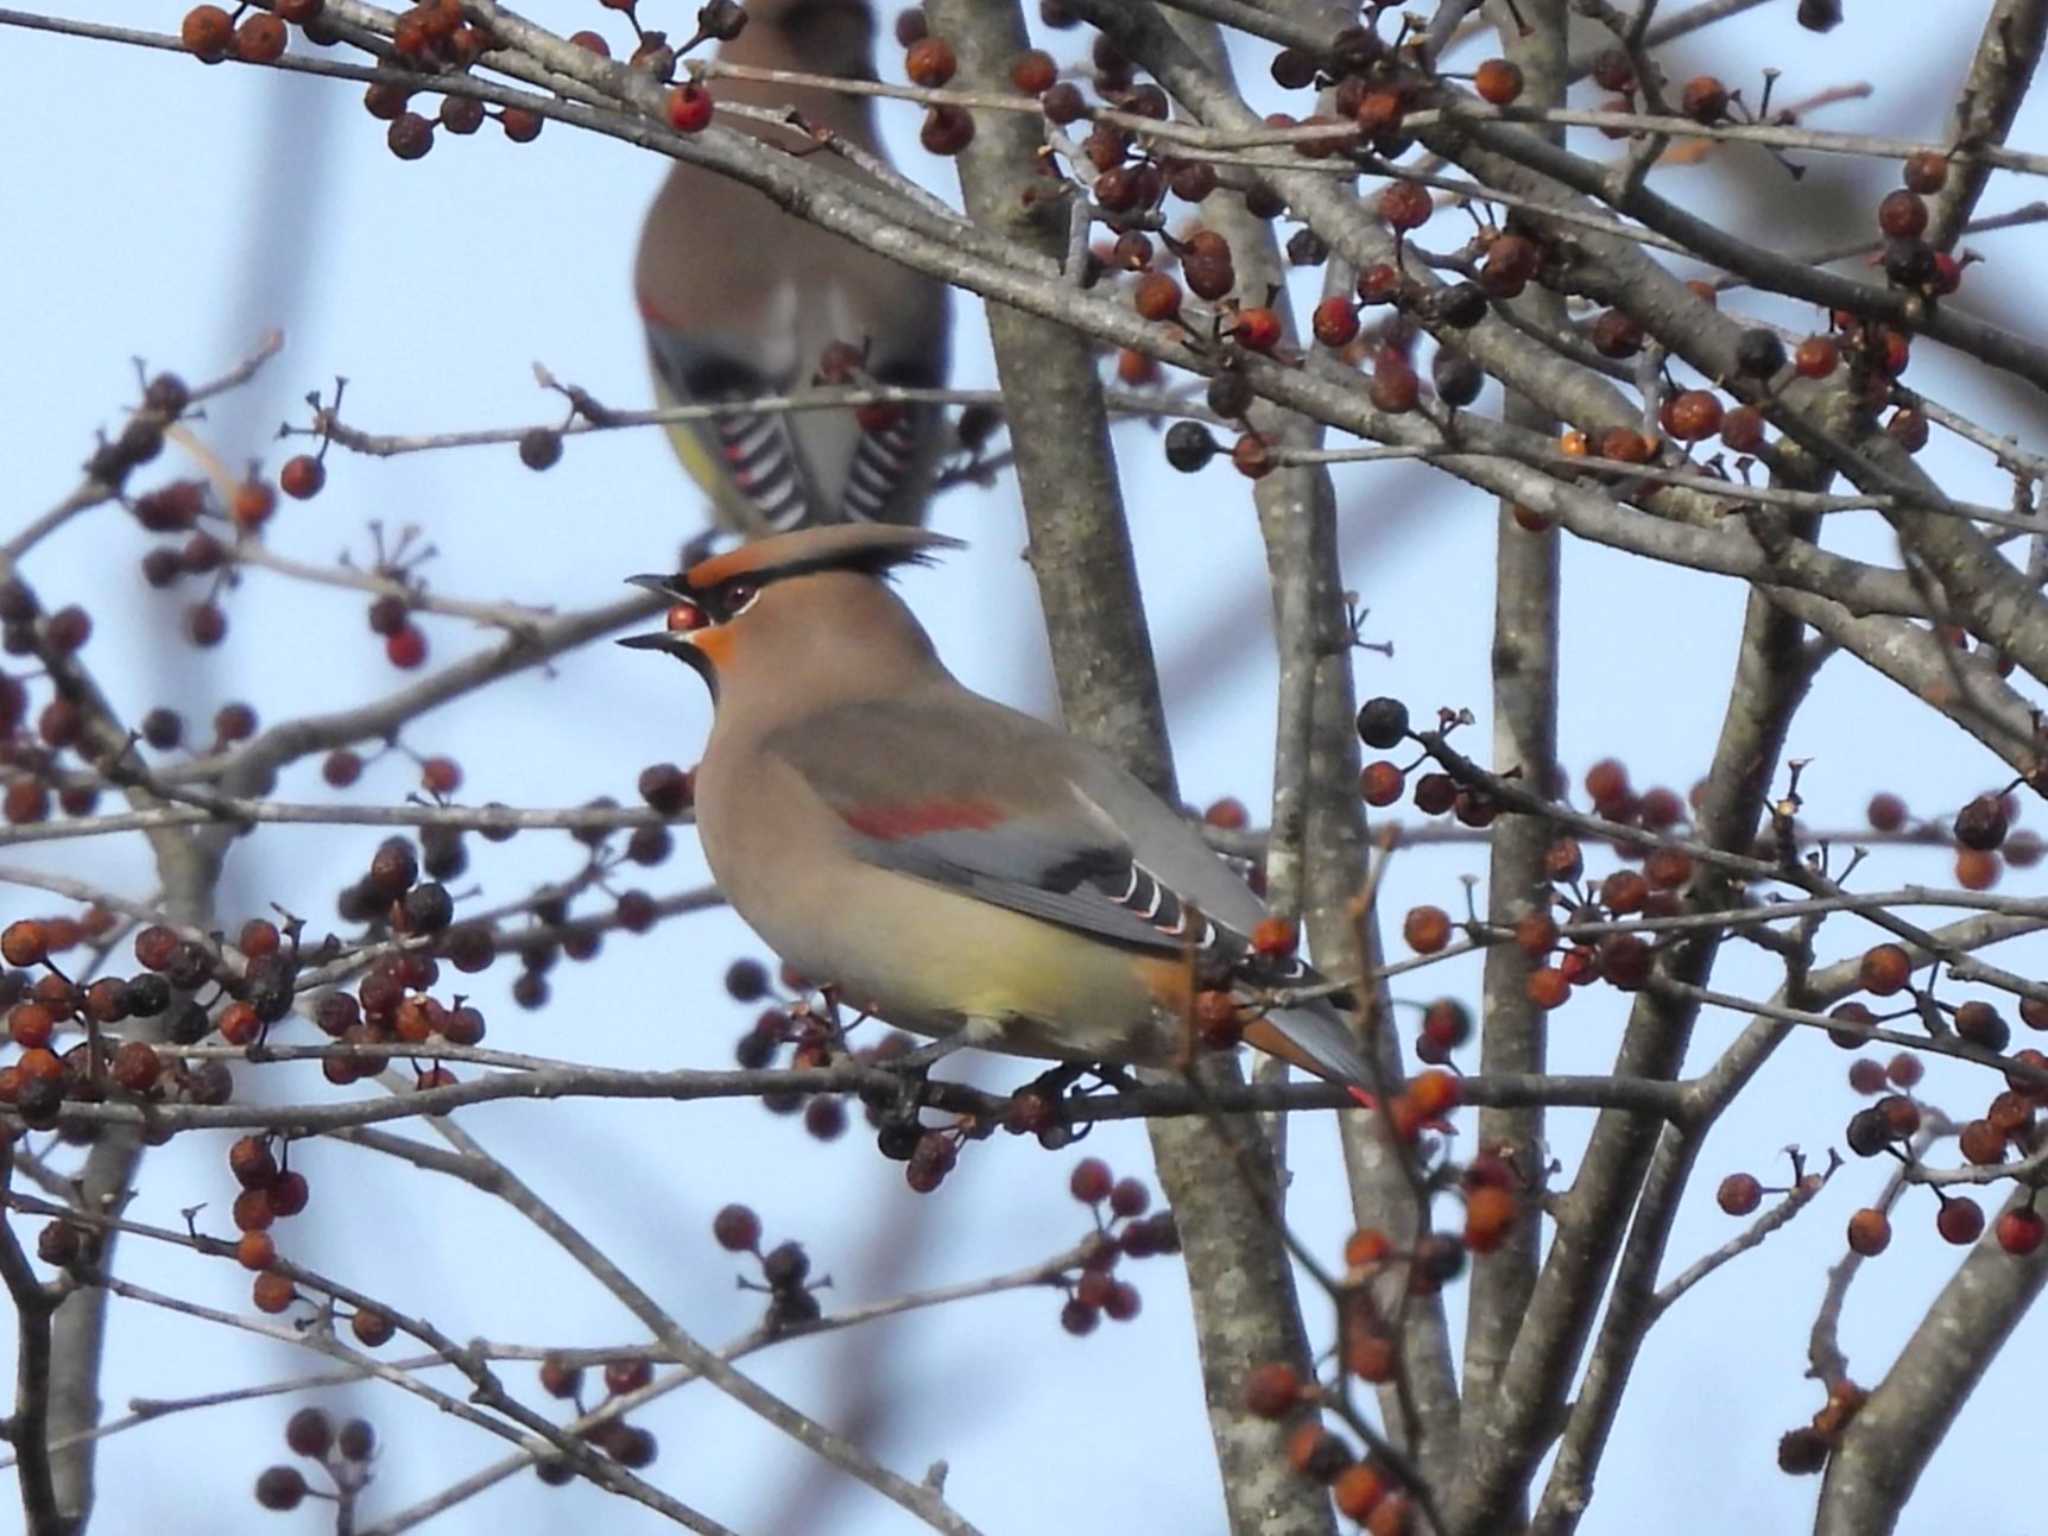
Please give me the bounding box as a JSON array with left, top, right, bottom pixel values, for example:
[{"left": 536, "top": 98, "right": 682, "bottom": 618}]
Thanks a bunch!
[
  {"left": 1902, "top": 151, "right": 1948, "bottom": 194},
  {"left": 386, "top": 625, "right": 428, "bottom": 669},
  {"left": 1069, "top": 1157, "right": 1113, "bottom": 1204},
  {"left": 387, "top": 112, "right": 434, "bottom": 161},
  {"left": 1794, "top": 336, "right": 1839, "bottom": 379},
  {"left": 1234, "top": 307, "right": 1283, "bottom": 353},
  {"left": 1877, "top": 189, "right": 1928, "bottom": 240},
  {"left": 666, "top": 83, "right": 714, "bottom": 133},
  {"left": 1376, "top": 180, "right": 1432, "bottom": 232},
  {"left": 1996, "top": 1206, "right": 2045, "bottom": 1256},
  {"left": 1936, "top": 1196, "right": 1985, "bottom": 1245},
  {"left": 919, "top": 104, "right": 975, "bottom": 156},
  {"left": 1664, "top": 390, "right": 1723, "bottom": 442},
  {"left": 1312, "top": 296, "right": 1359, "bottom": 348},
  {"left": 254, "top": 1465, "right": 307, "bottom": 1510},
  {"left": 279, "top": 455, "right": 325, "bottom": 499}
]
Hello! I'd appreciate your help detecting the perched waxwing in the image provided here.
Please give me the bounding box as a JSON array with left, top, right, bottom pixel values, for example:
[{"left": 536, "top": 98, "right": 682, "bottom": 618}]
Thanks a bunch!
[
  {"left": 634, "top": 0, "right": 952, "bottom": 534},
  {"left": 621, "top": 526, "right": 1374, "bottom": 1091}
]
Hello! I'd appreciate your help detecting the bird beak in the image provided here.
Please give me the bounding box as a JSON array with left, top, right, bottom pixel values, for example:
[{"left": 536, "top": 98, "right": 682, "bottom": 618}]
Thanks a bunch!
[
  {"left": 620, "top": 573, "right": 703, "bottom": 652},
  {"left": 626, "top": 573, "right": 688, "bottom": 601},
  {"left": 618, "top": 576, "right": 717, "bottom": 695}
]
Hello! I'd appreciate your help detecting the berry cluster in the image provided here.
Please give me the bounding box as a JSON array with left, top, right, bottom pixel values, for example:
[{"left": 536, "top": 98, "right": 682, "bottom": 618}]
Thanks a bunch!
[
  {"left": 710, "top": 1202, "right": 825, "bottom": 1331},
  {"left": 253, "top": 1407, "right": 377, "bottom": 1513},
  {"left": 0, "top": 917, "right": 250, "bottom": 1137},
  {"left": 892, "top": 13, "right": 973, "bottom": 155},
  {"left": 1775, "top": 1380, "right": 1867, "bottom": 1478},
  {"left": 1056, "top": 1157, "right": 1173, "bottom": 1335},
  {"left": 534, "top": 1350, "right": 661, "bottom": 1481}
]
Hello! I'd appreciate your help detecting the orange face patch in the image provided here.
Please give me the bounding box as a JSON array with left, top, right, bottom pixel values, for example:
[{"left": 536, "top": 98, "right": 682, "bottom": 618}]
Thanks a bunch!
[{"left": 685, "top": 625, "right": 736, "bottom": 667}]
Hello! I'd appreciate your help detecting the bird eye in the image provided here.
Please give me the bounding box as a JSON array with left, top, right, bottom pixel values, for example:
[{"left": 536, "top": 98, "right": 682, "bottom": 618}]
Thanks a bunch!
[{"left": 724, "top": 581, "right": 761, "bottom": 617}]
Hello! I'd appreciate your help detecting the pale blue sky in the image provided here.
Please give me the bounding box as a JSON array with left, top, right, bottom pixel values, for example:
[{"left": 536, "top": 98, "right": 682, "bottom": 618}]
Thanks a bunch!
[{"left": 1, "top": 4, "right": 2044, "bottom": 1532}]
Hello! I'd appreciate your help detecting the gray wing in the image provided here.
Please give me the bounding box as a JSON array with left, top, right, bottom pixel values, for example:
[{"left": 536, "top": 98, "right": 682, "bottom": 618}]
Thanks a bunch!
[{"left": 763, "top": 692, "right": 1248, "bottom": 958}]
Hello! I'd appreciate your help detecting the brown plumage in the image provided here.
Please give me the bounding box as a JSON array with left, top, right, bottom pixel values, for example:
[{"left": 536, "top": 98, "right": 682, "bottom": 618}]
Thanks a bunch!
[
  {"left": 633, "top": 0, "right": 951, "bottom": 534},
  {"left": 622, "top": 526, "right": 1374, "bottom": 1089}
]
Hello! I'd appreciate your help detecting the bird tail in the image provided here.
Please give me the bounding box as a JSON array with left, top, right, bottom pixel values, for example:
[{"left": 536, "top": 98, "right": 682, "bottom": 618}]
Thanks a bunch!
[{"left": 1242, "top": 998, "right": 1379, "bottom": 1109}]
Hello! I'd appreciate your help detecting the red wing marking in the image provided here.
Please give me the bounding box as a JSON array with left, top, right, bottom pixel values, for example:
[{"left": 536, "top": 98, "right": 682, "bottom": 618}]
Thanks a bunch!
[{"left": 839, "top": 797, "right": 1008, "bottom": 842}]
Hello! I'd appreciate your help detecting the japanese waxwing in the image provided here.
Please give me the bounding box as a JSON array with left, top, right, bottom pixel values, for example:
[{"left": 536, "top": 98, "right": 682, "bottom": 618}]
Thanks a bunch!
[
  {"left": 633, "top": 0, "right": 952, "bottom": 535},
  {"left": 621, "top": 525, "right": 1374, "bottom": 1091}
]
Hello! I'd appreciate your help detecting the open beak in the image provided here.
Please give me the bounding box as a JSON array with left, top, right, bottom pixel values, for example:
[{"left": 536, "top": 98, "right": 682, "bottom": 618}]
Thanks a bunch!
[
  {"left": 618, "top": 576, "right": 716, "bottom": 695},
  {"left": 620, "top": 574, "right": 691, "bottom": 652},
  {"left": 626, "top": 572, "right": 687, "bottom": 601}
]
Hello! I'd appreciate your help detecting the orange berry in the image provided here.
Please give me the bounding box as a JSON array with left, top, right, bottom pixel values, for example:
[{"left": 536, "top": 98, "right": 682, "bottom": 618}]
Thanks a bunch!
[
  {"left": 1334, "top": 1461, "right": 1391, "bottom": 1519},
  {"left": 1846, "top": 1207, "right": 1890, "bottom": 1256},
  {"left": 1010, "top": 48, "right": 1056, "bottom": 95},
  {"left": 234, "top": 13, "right": 288, "bottom": 63},
  {"left": 1344, "top": 1323, "right": 1396, "bottom": 1382},
  {"left": 1402, "top": 905, "right": 1452, "bottom": 954},
  {"left": 1526, "top": 967, "right": 1570, "bottom": 1010},
  {"left": 181, "top": 3, "right": 233, "bottom": 60},
  {"left": 1597, "top": 426, "right": 1652, "bottom": 463},
  {"left": 1513, "top": 911, "right": 1558, "bottom": 957},
  {"left": 1858, "top": 943, "right": 1911, "bottom": 997},
  {"left": 1409, "top": 1068, "right": 1459, "bottom": 1118},
  {"left": 1251, "top": 917, "right": 1298, "bottom": 958},
  {"left": 904, "top": 35, "right": 957, "bottom": 88},
  {"left": 1230, "top": 434, "right": 1273, "bottom": 480},
  {"left": 1463, "top": 1185, "right": 1516, "bottom": 1253},
  {"left": 1345, "top": 1228, "right": 1392, "bottom": 1269},
  {"left": 1717, "top": 1172, "right": 1762, "bottom": 1216},
  {"left": 1680, "top": 75, "right": 1727, "bottom": 122},
  {"left": 1474, "top": 58, "right": 1523, "bottom": 105},
  {"left": 1, "top": 919, "right": 48, "bottom": 968},
  {"left": 237, "top": 1230, "right": 278, "bottom": 1271},
  {"left": 1133, "top": 272, "right": 1182, "bottom": 322},
  {"left": 1366, "top": 1492, "right": 1414, "bottom": 1536},
  {"left": 1360, "top": 760, "right": 1404, "bottom": 806},
  {"left": 1243, "top": 1361, "right": 1302, "bottom": 1419},
  {"left": 252, "top": 1270, "right": 297, "bottom": 1313}
]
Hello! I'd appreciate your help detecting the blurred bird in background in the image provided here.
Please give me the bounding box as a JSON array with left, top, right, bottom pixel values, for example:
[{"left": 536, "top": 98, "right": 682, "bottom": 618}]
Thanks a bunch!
[
  {"left": 622, "top": 526, "right": 1376, "bottom": 1096},
  {"left": 634, "top": 0, "right": 952, "bottom": 536}
]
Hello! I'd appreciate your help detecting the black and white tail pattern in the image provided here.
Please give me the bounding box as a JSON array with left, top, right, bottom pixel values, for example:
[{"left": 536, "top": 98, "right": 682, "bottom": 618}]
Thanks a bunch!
[
  {"left": 714, "top": 411, "right": 809, "bottom": 531},
  {"left": 842, "top": 409, "right": 922, "bottom": 523},
  {"left": 1103, "top": 859, "right": 1327, "bottom": 994}
]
